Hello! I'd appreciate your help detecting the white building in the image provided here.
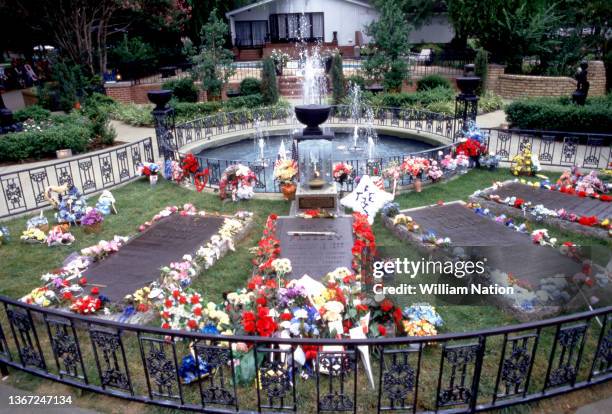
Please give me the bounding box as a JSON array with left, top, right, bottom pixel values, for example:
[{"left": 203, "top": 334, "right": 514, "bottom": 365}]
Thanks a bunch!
[{"left": 226, "top": 0, "right": 454, "bottom": 54}]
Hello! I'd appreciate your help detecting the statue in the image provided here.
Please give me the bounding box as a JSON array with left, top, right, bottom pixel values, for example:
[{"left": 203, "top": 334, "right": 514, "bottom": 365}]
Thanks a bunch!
[{"left": 572, "top": 61, "right": 589, "bottom": 105}]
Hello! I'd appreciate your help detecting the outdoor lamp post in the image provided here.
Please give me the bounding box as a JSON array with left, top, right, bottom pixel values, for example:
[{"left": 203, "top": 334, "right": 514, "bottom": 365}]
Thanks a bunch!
[{"left": 454, "top": 64, "right": 480, "bottom": 137}]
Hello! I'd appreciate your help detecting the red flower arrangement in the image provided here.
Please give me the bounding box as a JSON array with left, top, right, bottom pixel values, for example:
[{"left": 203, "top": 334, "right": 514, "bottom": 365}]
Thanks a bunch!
[
  {"left": 182, "top": 154, "right": 200, "bottom": 175},
  {"left": 456, "top": 139, "right": 486, "bottom": 157},
  {"left": 352, "top": 212, "right": 376, "bottom": 275}
]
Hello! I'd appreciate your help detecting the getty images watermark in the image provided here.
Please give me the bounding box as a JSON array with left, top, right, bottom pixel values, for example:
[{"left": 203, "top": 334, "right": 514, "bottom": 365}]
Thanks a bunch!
[{"left": 371, "top": 257, "right": 516, "bottom": 297}]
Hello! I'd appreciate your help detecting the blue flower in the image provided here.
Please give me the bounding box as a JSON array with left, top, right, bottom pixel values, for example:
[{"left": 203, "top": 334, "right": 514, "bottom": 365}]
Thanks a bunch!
[{"left": 201, "top": 323, "right": 219, "bottom": 335}]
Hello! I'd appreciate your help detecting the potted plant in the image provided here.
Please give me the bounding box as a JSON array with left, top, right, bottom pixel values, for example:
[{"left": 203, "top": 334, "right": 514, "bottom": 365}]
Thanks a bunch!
[
  {"left": 273, "top": 159, "right": 298, "bottom": 200},
  {"left": 81, "top": 209, "right": 104, "bottom": 234},
  {"left": 270, "top": 49, "right": 290, "bottom": 76}
]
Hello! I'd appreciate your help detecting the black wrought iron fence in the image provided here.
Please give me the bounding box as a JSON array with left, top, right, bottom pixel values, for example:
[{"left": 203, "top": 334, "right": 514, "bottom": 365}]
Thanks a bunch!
[
  {"left": 0, "top": 137, "right": 155, "bottom": 219},
  {"left": 166, "top": 105, "right": 459, "bottom": 193},
  {"left": 0, "top": 294, "right": 609, "bottom": 413},
  {"left": 482, "top": 128, "right": 612, "bottom": 170}
]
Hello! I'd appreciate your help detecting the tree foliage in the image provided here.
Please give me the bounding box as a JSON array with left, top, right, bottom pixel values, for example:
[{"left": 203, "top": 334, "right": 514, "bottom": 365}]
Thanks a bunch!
[
  {"left": 448, "top": 0, "right": 560, "bottom": 72},
  {"left": 363, "top": 0, "right": 411, "bottom": 83},
  {"left": 261, "top": 58, "right": 279, "bottom": 105},
  {"left": 330, "top": 53, "right": 346, "bottom": 104},
  {"left": 189, "top": 9, "right": 235, "bottom": 99}
]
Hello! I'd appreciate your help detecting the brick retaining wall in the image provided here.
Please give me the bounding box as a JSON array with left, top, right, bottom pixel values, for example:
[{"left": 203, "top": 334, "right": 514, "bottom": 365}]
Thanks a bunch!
[
  {"left": 487, "top": 60, "right": 606, "bottom": 99},
  {"left": 104, "top": 82, "right": 240, "bottom": 104}
]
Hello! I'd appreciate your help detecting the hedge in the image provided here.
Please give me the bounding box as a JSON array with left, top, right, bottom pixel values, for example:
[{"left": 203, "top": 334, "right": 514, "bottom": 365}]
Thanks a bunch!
[
  {"left": 162, "top": 78, "right": 199, "bottom": 103},
  {"left": 506, "top": 96, "right": 612, "bottom": 133},
  {"left": 416, "top": 75, "right": 452, "bottom": 91},
  {"left": 239, "top": 78, "right": 262, "bottom": 96},
  {"left": 0, "top": 122, "right": 91, "bottom": 162}
]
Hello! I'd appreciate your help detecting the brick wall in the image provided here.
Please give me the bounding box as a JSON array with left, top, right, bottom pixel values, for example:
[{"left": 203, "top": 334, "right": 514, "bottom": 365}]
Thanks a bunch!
[
  {"left": 486, "top": 60, "right": 606, "bottom": 99},
  {"left": 105, "top": 81, "right": 241, "bottom": 104}
]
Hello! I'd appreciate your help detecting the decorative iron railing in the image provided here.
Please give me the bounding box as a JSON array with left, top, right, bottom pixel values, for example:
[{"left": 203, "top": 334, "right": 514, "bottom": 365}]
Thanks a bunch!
[
  {"left": 482, "top": 128, "right": 612, "bottom": 171},
  {"left": 0, "top": 294, "right": 609, "bottom": 413},
  {"left": 0, "top": 137, "right": 155, "bottom": 219},
  {"left": 167, "top": 105, "right": 459, "bottom": 193}
]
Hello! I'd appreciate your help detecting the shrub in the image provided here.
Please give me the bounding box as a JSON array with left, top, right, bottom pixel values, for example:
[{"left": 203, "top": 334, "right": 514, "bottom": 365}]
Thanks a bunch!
[
  {"left": 111, "top": 103, "right": 154, "bottom": 126},
  {"left": 0, "top": 123, "right": 91, "bottom": 162},
  {"left": 478, "top": 91, "right": 504, "bottom": 114},
  {"left": 417, "top": 74, "right": 452, "bottom": 91},
  {"left": 224, "top": 94, "right": 264, "bottom": 110},
  {"left": 474, "top": 48, "right": 489, "bottom": 95},
  {"left": 374, "top": 86, "right": 454, "bottom": 108},
  {"left": 261, "top": 58, "right": 279, "bottom": 104},
  {"left": 383, "top": 60, "right": 408, "bottom": 92},
  {"left": 346, "top": 75, "right": 366, "bottom": 91},
  {"left": 82, "top": 94, "right": 116, "bottom": 146},
  {"left": 172, "top": 101, "right": 223, "bottom": 120},
  {"left": 330, "top": 53, "right": 345, "bottom": 104},
  {"left": 110, "top": 35, "right": 157, "bottom": 80},
  {"left": 506, "top": 96, "right": 612, "bottom": 133},
  {"left": 239, "top": 78, "right": 262, "bottom": 96},
  {"left": 162, "top": 78, "right": 199, "bottom": 102},
  {"left": 13, "top": 105, "right": 51, "bottom": 122}
]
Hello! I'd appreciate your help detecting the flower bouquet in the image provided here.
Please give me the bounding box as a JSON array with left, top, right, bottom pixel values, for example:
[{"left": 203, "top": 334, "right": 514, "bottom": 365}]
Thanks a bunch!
[
  {"left": 332, "top": 162, "right": 353, "bottom": 184},
  {"left": 270, "top": 49, "right": 290, "bottom": 75},
  {"left": 20, "top": 228, "right": 47, "bottom": 244},
  {"left": 219, "top": 164, "right": 257, "bottom": 201},
  {"left": 274, "top": 159, "right": 298, "bottom": 200},
  {"left": 382, "top": 161, "right": 402, "bottom": 195},
  {"left": 137, "top": 161, "right": 161, "bottom": 185},
  {"left": 46, "top": 226, "right": 75, "bottom": 247},
  {"left": 81, "top": 208, "right": 104, "bottom": 234},
  {"left": 80, "top": 236, "right": 128, "bottom": 261},
  {"left": 26, "top": 211, "right": 49, "bottom": 232},
  {"left": 511, "top": 144, "right": 540, "bottom": 176},
  {"left": 478, "top": 154, "right": 500, "bottom": 170},
  {"left": 440, "top": 154, "right": 457, "bottom": 171},
  {"left": 427, "top": 161, "right": 443, "bottom": 182},
  {"left": 56, "top": 185, "right": 87, "bottom": 224},
  {"left": 400, "top": 157, "right": 430, "bottom": 192}
]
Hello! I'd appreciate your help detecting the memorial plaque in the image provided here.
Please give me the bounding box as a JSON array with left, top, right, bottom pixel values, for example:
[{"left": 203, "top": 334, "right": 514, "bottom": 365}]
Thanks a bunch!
[
  {"left": 276, "top": 216, "right": 354, "bottom": 280},
  {"left": 491, "top": 182, "right": 612, "bottom": 218},
  {"left": 405, "top": 203, "right": 582, "bottom": 285},
  {"left": 86, "top": 214, "right": 225, "bottom": 301},
  {"left": 298, "top": 196, "right": 336, "bottom": 209}
]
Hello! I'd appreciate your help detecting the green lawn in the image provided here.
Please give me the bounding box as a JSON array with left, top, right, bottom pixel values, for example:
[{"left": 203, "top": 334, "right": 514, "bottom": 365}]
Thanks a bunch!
[{"left": 0, "top": 168, "right": 610, "bottom": 413}]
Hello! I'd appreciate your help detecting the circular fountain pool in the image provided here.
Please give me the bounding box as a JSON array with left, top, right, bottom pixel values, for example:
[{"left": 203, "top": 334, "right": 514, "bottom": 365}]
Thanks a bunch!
[{"left": 195, "top": 132, "right": 433, "bottom": 162}]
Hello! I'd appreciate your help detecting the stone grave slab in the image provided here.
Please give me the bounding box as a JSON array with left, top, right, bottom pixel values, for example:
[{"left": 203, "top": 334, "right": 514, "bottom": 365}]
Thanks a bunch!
[
  {"left": 491, "top": 182, "right": 612, "bottom": 218},
  {"left": 405, "top": 203, "right": 582, "bottom": 286},
  {"left": 86, "top": 214, "right": 225, "bottom": 301},
  {"left": 276, "top": 216, "right": 354, "bottom": 280}
]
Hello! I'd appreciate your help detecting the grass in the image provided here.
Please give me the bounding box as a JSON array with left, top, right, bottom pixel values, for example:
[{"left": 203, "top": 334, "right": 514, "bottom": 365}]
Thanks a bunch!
[{"left": 0, "top": 168, "right": 610, "bottom": 413}]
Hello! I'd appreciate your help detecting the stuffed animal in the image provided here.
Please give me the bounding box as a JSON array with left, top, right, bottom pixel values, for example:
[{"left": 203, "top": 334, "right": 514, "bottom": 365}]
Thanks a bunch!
[
  {"left": 556, "top": 170, "right": 573, "bottom": 188},
  {"left": 96, "top": 190, "right": 117, "bottom": 215}
]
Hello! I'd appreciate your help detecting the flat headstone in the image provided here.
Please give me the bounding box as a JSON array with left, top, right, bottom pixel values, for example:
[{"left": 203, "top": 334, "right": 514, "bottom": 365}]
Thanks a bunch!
[
  {"left": 276, "top": 216, "right": 354, "bottom": 280},
  {"left": 85, "top": 214, "right": 225, "bottom": 301},
  {"left": 491, "top": 182, "right": 612, "bottom": 219},
  {"left": 405, "top": 203, "right": 582, "bottom": 285}
]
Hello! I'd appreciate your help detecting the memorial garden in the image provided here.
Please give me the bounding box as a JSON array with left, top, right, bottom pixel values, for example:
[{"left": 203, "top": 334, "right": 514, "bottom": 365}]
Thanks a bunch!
[{"left": 0, "top": 1, "right": 611, "bottom": 413}]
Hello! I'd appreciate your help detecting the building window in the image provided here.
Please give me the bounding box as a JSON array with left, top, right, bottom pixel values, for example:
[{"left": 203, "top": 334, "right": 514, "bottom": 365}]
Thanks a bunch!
[
  {"left": 269, "top": 13, "right": 324, "bottom": 42},
  {"left": 235, "top": 21, "right": 268, "bottom": 48}
]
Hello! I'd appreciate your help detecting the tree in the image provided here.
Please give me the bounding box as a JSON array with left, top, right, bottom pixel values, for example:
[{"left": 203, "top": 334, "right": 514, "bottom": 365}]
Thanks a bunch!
[
  {"left": 474, "top": 48, "right": 488, "bottom": 95},
  {"left": 447, "top": 0, "right": 560, "bottom": 72},
  {"left": 363, "top": 0, "right": 411, "bottom": 85},
  {"left": 190, "top": 9, "right": 236, "bottom": 99},
  {"left": 330, "top": 53, "right": 345, "bottom": 104},
  {"left": 261, "top": 58, "right": 279, "bottom": 105}
]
